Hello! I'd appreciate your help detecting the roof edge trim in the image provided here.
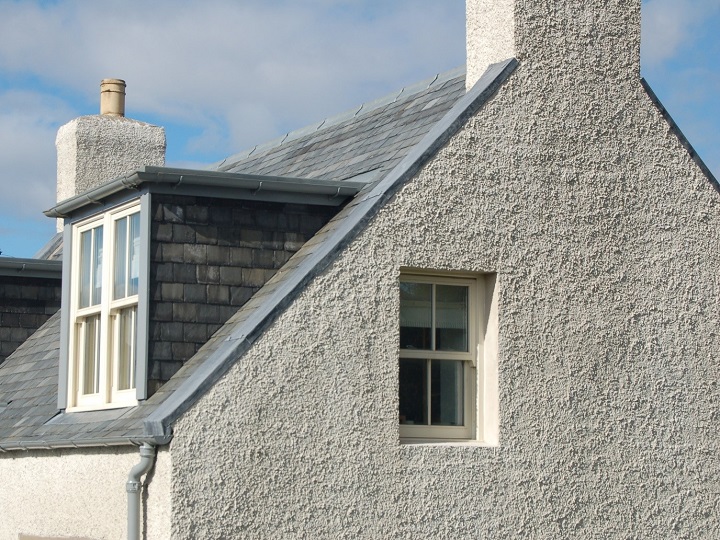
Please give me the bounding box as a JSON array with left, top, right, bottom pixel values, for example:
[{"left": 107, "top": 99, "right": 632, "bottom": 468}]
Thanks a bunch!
[
  {"left": 0, "top": 435, "right": 171, "bottom": 452},
  {"left": 143, "top": 58, "right": 519, "bottom": 439},
  {"left": 640, "top": 78, "right": 719, "bottom": 189},
  {"left": 44, "top": 167, "right": 366, "bottom": 218},
  {"left": 0, "top": 257, "right": 62, "bottom": 279}
]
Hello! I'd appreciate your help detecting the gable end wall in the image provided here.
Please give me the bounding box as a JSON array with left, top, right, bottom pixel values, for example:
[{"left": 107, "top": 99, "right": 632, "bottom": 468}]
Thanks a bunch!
[{"left": 169, "top": 59, "right": 720, "bottom": 539}]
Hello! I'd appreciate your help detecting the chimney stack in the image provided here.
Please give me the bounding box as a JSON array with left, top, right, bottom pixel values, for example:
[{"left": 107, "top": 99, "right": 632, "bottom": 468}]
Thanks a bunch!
[
  {"left": 466, "top": 0, "right": 515, "bottom": 92},
  {"left": 465, "top": 0, "right": 641, "bottom": 91},
  {"left": 100, "top": 79, "right": 126, "bottom": 117},
  {"left": 55, "top": 79, "right": 166, "bottom": 231}
]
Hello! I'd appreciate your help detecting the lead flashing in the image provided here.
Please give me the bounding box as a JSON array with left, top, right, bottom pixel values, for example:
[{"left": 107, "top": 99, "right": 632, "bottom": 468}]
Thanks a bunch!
[{"left": 641, "top": 78, "right": 719, "bottom": 189}]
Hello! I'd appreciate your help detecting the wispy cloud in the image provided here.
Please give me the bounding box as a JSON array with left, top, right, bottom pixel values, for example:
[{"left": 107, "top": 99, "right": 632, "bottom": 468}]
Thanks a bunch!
[
  {"left": 0, "top": 0, "right": 465, "bottom": 256},
  {"left": 641, "top": 0, "right": 720, "bottom": 66},
  {"left": 0, "top": 89, "right": 76, "bottom": 217},
  {"left": 0, "top": 1, "right": 717, "bottom": 258},
  {"left": 0, "top": 0, "right": 465, "bottom": 156}
]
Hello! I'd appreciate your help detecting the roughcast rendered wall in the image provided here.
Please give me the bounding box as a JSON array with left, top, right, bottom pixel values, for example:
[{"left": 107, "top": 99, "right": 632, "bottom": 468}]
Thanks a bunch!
[
  {"left": 171, "top": 3, "right": 720, "bottom": 538},
  {"left": 0, "top": 446, "right": 170, "bottom": 540}
]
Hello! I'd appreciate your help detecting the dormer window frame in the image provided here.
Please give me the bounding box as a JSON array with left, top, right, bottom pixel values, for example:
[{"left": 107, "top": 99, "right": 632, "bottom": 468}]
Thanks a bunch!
[{"left": 58, "top": 192, "right": 151, "bottom": 411}]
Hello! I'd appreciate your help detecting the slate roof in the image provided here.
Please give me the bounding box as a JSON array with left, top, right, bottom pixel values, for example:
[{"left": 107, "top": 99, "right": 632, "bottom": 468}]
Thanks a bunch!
[
  {"left": 0, "top": 61, "right": 519, "bottom": 450},
  {"left": 214, "top": 67, "right": 466, "bottom": 182},
  {"left": 34, "top": 232, "right": 63, "bottom": 261}
]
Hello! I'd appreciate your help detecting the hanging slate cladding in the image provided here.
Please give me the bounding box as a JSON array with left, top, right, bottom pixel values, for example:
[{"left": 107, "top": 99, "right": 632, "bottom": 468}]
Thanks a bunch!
[
  {"left": 0, "top": 258, "right": 62, "bottom": 366},
  {"left": 147, "top": 194, "right": 337, "bottom": 394}
]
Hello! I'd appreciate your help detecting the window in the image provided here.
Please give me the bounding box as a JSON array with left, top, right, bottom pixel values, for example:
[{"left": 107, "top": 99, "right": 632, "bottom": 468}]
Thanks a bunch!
[
  {"left": 399, "top": 273, "right": 496, "bottom": 442},
  {"left": 67, "top": 202, "right": 141, "bottom": 409}
]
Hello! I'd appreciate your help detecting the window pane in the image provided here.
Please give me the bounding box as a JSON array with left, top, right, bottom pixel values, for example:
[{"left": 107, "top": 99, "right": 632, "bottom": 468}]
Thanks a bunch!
[
  {"left": 79, "top": 230, "right": 92, "bottom": 308},
  {"left": 399, "top": 359, "right": 428, "bottom": 425},
  {"left": 128, "top": 212, "right": 140, "bottom": 296},
  {"left": 430, "top": 360, "right": 464, "bottom": 426},
  {"left": 435, "top": 285, "right": 468, "bottom": 352},
  {"left": 113, "top": 217, "right": 128, "bottom": 300},
  {"left": 116, "top": 306, "right": 137, "bottom": 391},
  {"left": 92, "top": 227, "right": 103, "bottom": 305},
  {"left": 81, "top": 315, "right": 100, "bottom": 395},
  {"left": 400, "top": 282, "right": 432, "bottom": 349}
]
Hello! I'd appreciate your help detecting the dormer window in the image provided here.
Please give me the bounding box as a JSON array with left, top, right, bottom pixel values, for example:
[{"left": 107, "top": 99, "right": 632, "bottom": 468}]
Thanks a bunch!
[{"left": 66, "top": 201, "right": 143, "bottom": 410}]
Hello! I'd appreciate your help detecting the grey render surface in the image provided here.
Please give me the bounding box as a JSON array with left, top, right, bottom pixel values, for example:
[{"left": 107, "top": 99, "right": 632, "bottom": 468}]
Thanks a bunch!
[
  {"left": 171, "top": 8, "right": 720, "bottom": 540},
  {"left": 0, "top": 66, "right": 468, "bottom": 450}
]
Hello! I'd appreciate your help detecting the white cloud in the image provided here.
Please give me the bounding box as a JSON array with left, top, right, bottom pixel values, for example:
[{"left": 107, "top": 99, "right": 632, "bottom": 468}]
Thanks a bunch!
[
  {"left": 641, "top": 0, "right": 720, "bottom": 66},
  {"left": 0, "top": 0, "right": 465, "bottom": 156},
  {"left": 0, "top": 89, "right": 76, "bottom": 217},
  {"left": 0, "top": 0, "right": 465, "bottom": 256}
]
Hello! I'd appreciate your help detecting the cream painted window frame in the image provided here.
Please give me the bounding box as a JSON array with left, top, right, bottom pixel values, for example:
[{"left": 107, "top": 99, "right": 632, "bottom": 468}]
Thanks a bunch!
[
  {"left": 67, "top": 202, "right": 140, "bottom": 411},
  {"left": 399, "top": 272, "right": 498, "bottom": 444}
]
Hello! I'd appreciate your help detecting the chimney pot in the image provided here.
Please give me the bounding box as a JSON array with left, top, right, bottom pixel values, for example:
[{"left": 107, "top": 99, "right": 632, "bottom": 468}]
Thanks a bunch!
[{"left": 100, "top": 78, "right": 126, "bottom": 117}]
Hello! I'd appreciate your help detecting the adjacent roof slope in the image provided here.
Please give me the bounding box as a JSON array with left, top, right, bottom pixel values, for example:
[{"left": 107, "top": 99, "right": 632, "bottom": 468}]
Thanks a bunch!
[
  {"left": 214, "top": 68, "right": 466, "bottom": 183},
  {"left": 0, "top": 61, "right": 519, "bottom": 449}
]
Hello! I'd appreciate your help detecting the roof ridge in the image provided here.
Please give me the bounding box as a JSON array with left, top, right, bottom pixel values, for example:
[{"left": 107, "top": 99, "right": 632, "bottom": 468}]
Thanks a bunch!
[{"left": 211, "top": 66, "right": 466, "bottom": 172}]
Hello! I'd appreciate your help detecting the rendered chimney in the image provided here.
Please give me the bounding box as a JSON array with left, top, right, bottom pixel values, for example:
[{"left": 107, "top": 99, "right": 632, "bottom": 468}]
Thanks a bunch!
[
  {"left": 100, "top": 78, "right": 126, "bottom": 116},
  {"left": 55, "top": 79, "right": 166, "bottom": 231},
  {"left": 465, "top": 0, "right": 641, "bottom": 90},
  {"left": 466, "top": 0, "right": 515, "bottom": 92}
]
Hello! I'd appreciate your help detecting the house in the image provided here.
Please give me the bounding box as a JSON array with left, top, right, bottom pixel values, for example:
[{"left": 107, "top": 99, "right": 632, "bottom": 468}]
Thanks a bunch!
[{"left": 2, "top": 0, "right": 720, "bottom": 538}]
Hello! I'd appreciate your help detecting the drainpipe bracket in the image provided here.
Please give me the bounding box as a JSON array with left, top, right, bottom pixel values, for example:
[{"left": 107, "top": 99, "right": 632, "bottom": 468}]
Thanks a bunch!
[{"left": 126, "top": 480, "right": 142, "bottom": 493}]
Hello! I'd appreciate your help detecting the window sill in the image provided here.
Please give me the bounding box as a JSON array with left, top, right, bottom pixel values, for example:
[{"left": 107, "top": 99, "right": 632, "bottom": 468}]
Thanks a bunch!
[
  {"left": 65, "top": 400, "right": 137, "bottom": 413},
  {"left": 400, "top": 438, "right": 498, "bottom": 447}
]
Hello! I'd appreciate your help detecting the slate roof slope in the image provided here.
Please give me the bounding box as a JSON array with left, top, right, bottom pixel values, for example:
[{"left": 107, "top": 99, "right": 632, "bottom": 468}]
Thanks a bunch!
[
  {"left": 145, "top": 59, "right": 520, "bottom": 438},
  {"left": 214, "top": 68, "right": 466, "bottom": 182},
  {"left": 0, "top": 312, "right": 61, "bottom": 444},
  {"left": 0, "top": 61, "right": 519, "bottom": 449},
  {"left": 0, "top": 311, "right": 160, "bottom": 448},
  {"left": 34, "top": 232, "right": 63, "bottom": 261}
]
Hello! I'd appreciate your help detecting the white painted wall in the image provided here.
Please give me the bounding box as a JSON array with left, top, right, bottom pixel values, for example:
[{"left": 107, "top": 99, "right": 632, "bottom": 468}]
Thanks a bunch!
[
  {"left": 169, "top": 0, "right": 720, "bottom": 537},
  {"left": 0, "top": 446, "right": 171, "bottom": 540}
]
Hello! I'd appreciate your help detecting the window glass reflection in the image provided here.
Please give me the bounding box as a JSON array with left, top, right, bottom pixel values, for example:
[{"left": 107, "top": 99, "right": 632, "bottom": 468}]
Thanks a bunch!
[{"left": 400, "top": 282, "right": 432, "bottom": 349}]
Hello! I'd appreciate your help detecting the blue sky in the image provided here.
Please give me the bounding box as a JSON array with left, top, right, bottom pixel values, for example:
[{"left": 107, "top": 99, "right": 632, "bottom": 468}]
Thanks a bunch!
[{"left": 0, "top": 0, "right": 718, "bottom": 258}]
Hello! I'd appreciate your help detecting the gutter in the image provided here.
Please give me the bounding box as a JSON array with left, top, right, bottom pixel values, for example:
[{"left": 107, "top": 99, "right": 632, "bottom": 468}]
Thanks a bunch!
[
  {"left": 0, "top": 435, "right": 171, "bottom": 452},
  {"left": 0, "top": 257, "right": 62, "bottom": 279},
  {"left": 44, "top": 166, "right": 366, "bottom": 218}
]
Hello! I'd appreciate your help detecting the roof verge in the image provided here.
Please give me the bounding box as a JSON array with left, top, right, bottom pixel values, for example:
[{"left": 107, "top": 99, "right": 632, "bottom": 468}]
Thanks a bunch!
[
  {"left": 144, "top": 58, "right": 519, "bottom": 439},
  {"left": 640, "top": 78, "right": 719, "bottom": 189}
]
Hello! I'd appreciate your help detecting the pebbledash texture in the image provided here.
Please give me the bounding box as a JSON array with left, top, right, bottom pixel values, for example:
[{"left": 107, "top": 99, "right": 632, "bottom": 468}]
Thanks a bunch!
[
  {"left": 171, "top": 2, "right": 720, "bottom": 538},
  {"left": 1, "top": 0, "right": 720, "bottom": 538}
]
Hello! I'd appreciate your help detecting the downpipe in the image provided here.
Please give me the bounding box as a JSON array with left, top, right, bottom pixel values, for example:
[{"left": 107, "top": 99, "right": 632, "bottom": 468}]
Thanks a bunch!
[{"left": 127, "top": 443, "right": 156, "bottom": 540}]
